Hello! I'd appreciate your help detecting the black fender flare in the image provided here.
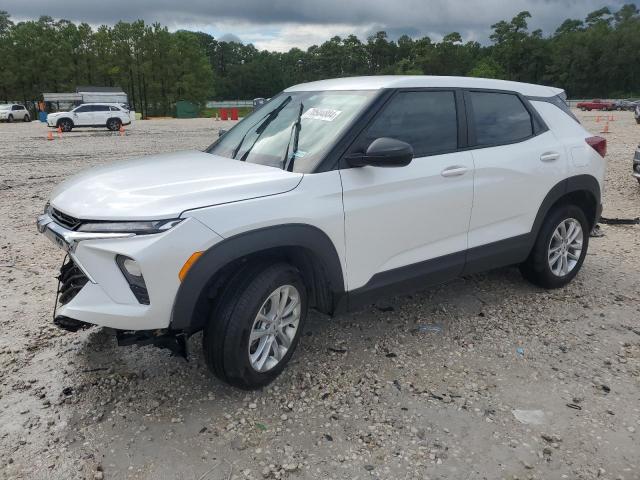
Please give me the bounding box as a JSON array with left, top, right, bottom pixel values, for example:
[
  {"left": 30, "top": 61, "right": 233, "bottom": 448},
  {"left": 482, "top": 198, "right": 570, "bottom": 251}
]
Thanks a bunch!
[
  {"left": 531, "top": 174, "right": 601, "bottom": 239},
  {"left": 170, "top": 223, "right": 345, "bottom": 333}
]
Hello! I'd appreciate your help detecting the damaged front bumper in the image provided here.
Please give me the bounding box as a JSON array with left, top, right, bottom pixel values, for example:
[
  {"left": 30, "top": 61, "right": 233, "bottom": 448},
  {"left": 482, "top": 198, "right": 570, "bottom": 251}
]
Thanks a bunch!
[{"left": 37, "top": 212, "right": 222, "bottom": 332}]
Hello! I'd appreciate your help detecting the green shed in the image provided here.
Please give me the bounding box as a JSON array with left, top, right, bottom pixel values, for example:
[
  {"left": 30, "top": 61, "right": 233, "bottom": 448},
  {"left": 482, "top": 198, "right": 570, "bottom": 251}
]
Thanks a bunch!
[{"left": 176, "top": 100, "right": 199, "bottom": 118}]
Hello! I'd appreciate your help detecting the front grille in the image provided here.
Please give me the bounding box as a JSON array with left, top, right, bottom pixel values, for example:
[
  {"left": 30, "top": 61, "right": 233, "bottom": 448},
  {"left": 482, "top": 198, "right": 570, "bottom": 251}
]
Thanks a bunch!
[
  {"left": 51, "top": 208, "right": 81, "bottom": 230},
  {"left": 58, "top": 258, "right": 89, "bottom": 305}
]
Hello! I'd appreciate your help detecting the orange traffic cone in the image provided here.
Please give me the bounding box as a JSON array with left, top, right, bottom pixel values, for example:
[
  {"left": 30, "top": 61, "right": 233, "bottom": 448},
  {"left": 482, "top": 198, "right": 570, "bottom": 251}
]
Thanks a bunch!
[
  {"left": 119, "top": 125, "right": 125, "bottom": 136},
  {"left": 600, "top": 122, "right": 610, "bottom": 134},
  {"left": 596, "top": 115, "right": 601, "bottom": 123},
  {"left": 47, "top": 131, "right": 54, "bottom": 141},
  {"left": 56, "top": 126, "right": 63, "bottom": 139},
  {"left": 609, "top": 115, "right": 615, "bottom": 122}
]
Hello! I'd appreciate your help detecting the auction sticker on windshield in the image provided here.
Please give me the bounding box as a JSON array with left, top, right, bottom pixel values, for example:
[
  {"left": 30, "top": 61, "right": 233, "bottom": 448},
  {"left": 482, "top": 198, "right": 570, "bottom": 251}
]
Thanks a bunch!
[{"left": 302, "top": 108, "right": 342, "bottom": 122}]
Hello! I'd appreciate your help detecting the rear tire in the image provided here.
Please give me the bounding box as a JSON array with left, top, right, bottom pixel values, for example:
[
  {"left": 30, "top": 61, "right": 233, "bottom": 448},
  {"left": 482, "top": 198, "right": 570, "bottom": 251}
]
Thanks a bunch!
[
  {"left": 23, "top": 114, "right": 30, "bottom": 122},
  {"left": 203, "top": 262, "right": 308, "bottom": 389},
  {"left": 520, "top": 204, "right": 589, "bottom": 289},
  {"left": 7, "top": 114, "right": 13, "bottom": 123},
  {"left": 107, "top": 118, "right": 122, "bottom": 131}
]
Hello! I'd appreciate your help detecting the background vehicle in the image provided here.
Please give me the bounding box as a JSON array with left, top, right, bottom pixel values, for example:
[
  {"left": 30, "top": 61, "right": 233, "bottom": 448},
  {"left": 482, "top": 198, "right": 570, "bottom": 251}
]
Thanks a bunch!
[
  {"left": 613, "top": 99, "right": 639, "bottom": 111},
  {"left": 576, "top": 99, "right": 615, "bottom": 111},
  {"left": 46, "top": 103, "right": 131, "bottom": 132},
  {"left": 633, "top": 143, "right": 640, "bottom": 184},
  {"left": 37, "top": 76, "right": 606, "bottom": 389},
  {"left": 0, "top": 104, "right": 31, "bottom": 122}
]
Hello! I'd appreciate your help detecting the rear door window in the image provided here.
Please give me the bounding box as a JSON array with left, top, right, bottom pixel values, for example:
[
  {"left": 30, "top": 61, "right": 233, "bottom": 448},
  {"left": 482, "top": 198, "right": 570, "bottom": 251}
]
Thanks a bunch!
[
  {"left": 468, "top": 91, "right": 533, "bottom": 146},
  {"left": 362, "top": 91, "right": 458, "bottom": 157}
]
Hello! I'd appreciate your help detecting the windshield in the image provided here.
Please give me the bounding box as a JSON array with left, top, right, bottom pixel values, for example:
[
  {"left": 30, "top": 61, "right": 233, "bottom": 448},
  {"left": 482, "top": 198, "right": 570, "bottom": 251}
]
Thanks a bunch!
[
  {"left": 206, "top": 90, "right": 376, "bottom": 173},
  {"left": 0, "top": 105, "right": 10, "bottom": 110}
]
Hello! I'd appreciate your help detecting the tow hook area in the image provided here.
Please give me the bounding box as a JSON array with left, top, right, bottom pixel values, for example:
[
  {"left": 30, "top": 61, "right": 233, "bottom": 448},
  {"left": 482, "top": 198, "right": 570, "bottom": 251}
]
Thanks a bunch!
[
  {"left": 116, "top": 329, "right": 188, "bottom": 359},
  {"left": 54, "top": 315, "right": 93, "bottom": 332}
]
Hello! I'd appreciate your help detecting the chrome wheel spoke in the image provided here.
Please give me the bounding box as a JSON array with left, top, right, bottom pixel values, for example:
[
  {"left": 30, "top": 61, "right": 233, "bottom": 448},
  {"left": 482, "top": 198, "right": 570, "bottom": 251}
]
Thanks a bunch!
[
  {"left": 250, "top": 328, "right": 270, "bottom": 343},
  {"left": 567, "top": 250, "right": 580, "bottom": 261},
  {"left": 277, "top": 286, "right": 290, "bottom": 315},
  {"left": 276, "top": 327, "right": 292, "bottom": 348}
]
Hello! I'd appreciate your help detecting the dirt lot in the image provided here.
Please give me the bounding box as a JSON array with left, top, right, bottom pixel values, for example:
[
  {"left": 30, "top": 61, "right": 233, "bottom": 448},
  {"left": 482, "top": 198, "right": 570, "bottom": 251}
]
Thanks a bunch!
[{"left": 1, "top": 112, "right": 639, "bottom": 480}]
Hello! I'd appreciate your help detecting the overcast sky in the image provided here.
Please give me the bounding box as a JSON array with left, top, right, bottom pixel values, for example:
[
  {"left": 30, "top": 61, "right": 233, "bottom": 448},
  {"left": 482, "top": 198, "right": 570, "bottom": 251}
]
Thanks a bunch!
[{"left": 2, "top": 1, "right": 627, "bottom": 51}]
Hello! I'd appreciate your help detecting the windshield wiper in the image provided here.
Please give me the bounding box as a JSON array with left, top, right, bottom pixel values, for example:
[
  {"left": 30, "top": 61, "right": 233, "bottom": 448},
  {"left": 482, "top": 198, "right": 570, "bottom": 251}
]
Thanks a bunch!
[
  {"left": 283, "top": 102, "right": 304, "bottom": 172},
  {"left": 231, "top": 96, "right": 292, "bottom": 161}
]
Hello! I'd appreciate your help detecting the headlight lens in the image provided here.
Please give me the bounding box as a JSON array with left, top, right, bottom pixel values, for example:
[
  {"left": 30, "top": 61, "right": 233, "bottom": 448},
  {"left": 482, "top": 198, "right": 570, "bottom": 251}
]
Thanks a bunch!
[{"left": 76, "top": 219, "right": 182, "bottom": 234}]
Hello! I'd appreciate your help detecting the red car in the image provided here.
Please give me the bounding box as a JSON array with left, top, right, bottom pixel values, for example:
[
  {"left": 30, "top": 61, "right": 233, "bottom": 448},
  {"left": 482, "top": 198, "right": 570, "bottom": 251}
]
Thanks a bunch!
[{"left": 576, "top": 99, "right": 615, "bottom": 111}]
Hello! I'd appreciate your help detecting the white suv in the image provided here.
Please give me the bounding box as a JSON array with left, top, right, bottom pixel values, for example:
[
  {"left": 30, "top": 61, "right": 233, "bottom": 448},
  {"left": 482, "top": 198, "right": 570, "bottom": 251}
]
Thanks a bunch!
[
  {"left": 47, "top": 103, "right": 131, "bottom": 132},
  {"left": 0, "top": 104, "right": 31, "bottom": 122},
  {"left": 37, "top": 76, "right": 606, "bottom": 389}
]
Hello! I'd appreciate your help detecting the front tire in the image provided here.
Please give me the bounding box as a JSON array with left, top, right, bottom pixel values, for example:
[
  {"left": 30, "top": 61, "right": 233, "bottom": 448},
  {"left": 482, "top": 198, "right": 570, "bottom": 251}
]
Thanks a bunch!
[
  {"left": 203, "top": 262, "right": 308, "bottom": 389},
  {"left": 520, "top": 205, "right": 589, "bottom": 289},
  {"left": 7, "top": 114, "right": 13, "bottom": 123},
  {"left": 58, "top": 119, "right": 73, "bottom": 132}
]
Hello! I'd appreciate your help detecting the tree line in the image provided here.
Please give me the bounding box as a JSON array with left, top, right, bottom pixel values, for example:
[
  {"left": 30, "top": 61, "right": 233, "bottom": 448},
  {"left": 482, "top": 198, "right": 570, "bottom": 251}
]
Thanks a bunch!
[{"left": 0, "top": 5, "right": 638, "bottom": 116}]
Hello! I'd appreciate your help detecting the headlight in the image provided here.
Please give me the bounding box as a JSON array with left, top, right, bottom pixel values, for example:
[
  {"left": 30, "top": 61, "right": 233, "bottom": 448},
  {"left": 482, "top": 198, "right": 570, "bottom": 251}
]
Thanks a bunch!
[{"left": 76, "top": 219, "right": 182, "bottom": 234}]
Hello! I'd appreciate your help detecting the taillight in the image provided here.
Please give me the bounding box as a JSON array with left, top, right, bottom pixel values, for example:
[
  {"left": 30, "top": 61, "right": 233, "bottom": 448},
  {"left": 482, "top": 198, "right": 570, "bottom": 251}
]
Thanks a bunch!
[{"left": 586, "top": 136, "right": 607, "bottom": 158}]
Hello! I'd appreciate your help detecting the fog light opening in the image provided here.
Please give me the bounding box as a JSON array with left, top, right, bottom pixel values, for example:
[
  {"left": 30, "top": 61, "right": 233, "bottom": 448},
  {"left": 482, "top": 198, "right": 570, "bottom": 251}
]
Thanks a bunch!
[{"left": 116, "top": 255, "right": 150, "bottom": 305}]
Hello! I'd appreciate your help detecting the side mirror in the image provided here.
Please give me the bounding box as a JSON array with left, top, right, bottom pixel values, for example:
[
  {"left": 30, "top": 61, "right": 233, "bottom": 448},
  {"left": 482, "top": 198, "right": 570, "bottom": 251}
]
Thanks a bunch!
[
  {"left": 346, "top": 137, "right": 413, "bottom": 168},
  {"left": 218, "top": 129, "right": 227, "bottom": 138}
]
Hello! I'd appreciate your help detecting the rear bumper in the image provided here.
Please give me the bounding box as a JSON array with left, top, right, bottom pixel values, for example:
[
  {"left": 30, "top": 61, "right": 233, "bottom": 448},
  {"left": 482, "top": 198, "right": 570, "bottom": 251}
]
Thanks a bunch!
[{"left": 37, "top": 214, "right": 222, "bottom": 331}]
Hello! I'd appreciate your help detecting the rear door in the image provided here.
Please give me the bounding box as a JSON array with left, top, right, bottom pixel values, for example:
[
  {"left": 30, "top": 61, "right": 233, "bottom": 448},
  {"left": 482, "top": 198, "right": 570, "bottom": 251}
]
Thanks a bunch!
[
  {"left": 12, "top": 105, "right": 24, "bottom": 120},
  {"left": 340, "top": 89, "right": 475, "bottom": 292},
  {"left": 464, "top": 90, "right": 567, "bottom": 258},
  {"left": 93, "top": 105, "right": 111, "bottom": 125}
]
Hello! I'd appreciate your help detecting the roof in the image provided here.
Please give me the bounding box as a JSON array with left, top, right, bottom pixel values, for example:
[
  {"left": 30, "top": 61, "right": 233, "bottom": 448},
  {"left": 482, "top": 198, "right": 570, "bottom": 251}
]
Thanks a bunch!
[
  {"left": 76, "top": 86, "right": 125, "bottom": 93},
  {"left": 79, "top": 102, "right": 125, "bottom": 105},
  {"left": 43, "top": 93, "right": 82, "bottom": 102},
  {"left": 285, "top": 76, "right": 564, "bottom": 98}
]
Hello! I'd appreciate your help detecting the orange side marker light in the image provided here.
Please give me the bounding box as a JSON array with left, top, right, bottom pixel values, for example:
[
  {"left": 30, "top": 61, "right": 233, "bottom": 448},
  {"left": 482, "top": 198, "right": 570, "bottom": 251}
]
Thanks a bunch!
[{"left": 179, "top": 251, "right": 203, "bottom": 281}]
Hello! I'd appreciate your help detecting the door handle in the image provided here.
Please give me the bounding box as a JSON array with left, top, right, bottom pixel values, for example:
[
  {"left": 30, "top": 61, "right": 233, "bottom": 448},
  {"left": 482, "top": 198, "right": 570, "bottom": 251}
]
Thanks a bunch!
[
  {"left": 441, "top": 166, "right": 468, "bottom": 177},
  {"left": 540, "top": 152, "right": 560, "bottom": 162}
]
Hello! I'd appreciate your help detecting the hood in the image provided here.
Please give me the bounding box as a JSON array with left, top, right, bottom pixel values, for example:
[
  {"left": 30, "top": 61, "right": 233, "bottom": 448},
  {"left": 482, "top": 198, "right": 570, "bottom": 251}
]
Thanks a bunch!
[{"left": 49, "top": 150, "right": 303, "bottom": 220}]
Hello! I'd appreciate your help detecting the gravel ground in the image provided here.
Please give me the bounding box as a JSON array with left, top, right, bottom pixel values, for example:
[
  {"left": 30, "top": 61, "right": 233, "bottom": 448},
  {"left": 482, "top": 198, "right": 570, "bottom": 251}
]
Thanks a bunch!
[{"left": 1, "top": 112, "right": 639, "bottom": 480}]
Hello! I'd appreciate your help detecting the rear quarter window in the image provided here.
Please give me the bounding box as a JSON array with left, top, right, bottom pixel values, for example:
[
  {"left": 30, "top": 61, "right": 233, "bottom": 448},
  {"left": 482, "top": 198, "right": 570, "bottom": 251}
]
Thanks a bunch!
[{"left": 468, "top": 91, "right": 533, "bottom": 146}]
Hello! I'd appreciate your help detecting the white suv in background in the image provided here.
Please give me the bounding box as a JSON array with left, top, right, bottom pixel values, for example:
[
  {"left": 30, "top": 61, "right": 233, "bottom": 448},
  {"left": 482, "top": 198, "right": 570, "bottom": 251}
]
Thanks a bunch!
[
  {"left": 47, "top": 103, "right": 131, "bottom": 132},
  {"left": 0, "top": 104, "right": 31, "bottom": 122},
  {"left": 37, "top": 76, "right": 606, "bottom": 389}
]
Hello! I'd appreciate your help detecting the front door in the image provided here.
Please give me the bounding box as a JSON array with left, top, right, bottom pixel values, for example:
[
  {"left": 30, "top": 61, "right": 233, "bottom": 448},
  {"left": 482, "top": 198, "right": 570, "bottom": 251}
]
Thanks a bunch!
[
  {"left": 73, "top": 105, "right": 93, "bottom": 126},
  {"left": 339, "top": 90, "right": 474, "bottom": 295}
]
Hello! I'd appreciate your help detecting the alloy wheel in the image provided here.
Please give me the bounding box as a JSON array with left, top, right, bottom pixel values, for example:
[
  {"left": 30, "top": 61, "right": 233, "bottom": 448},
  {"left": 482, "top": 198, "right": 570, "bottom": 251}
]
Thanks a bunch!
[
  {"left": 548, "top": 218, "right": 583, "bottom": 277},
  {"left": 248, "top": 285, "right": 301, "bottom": 372}
]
